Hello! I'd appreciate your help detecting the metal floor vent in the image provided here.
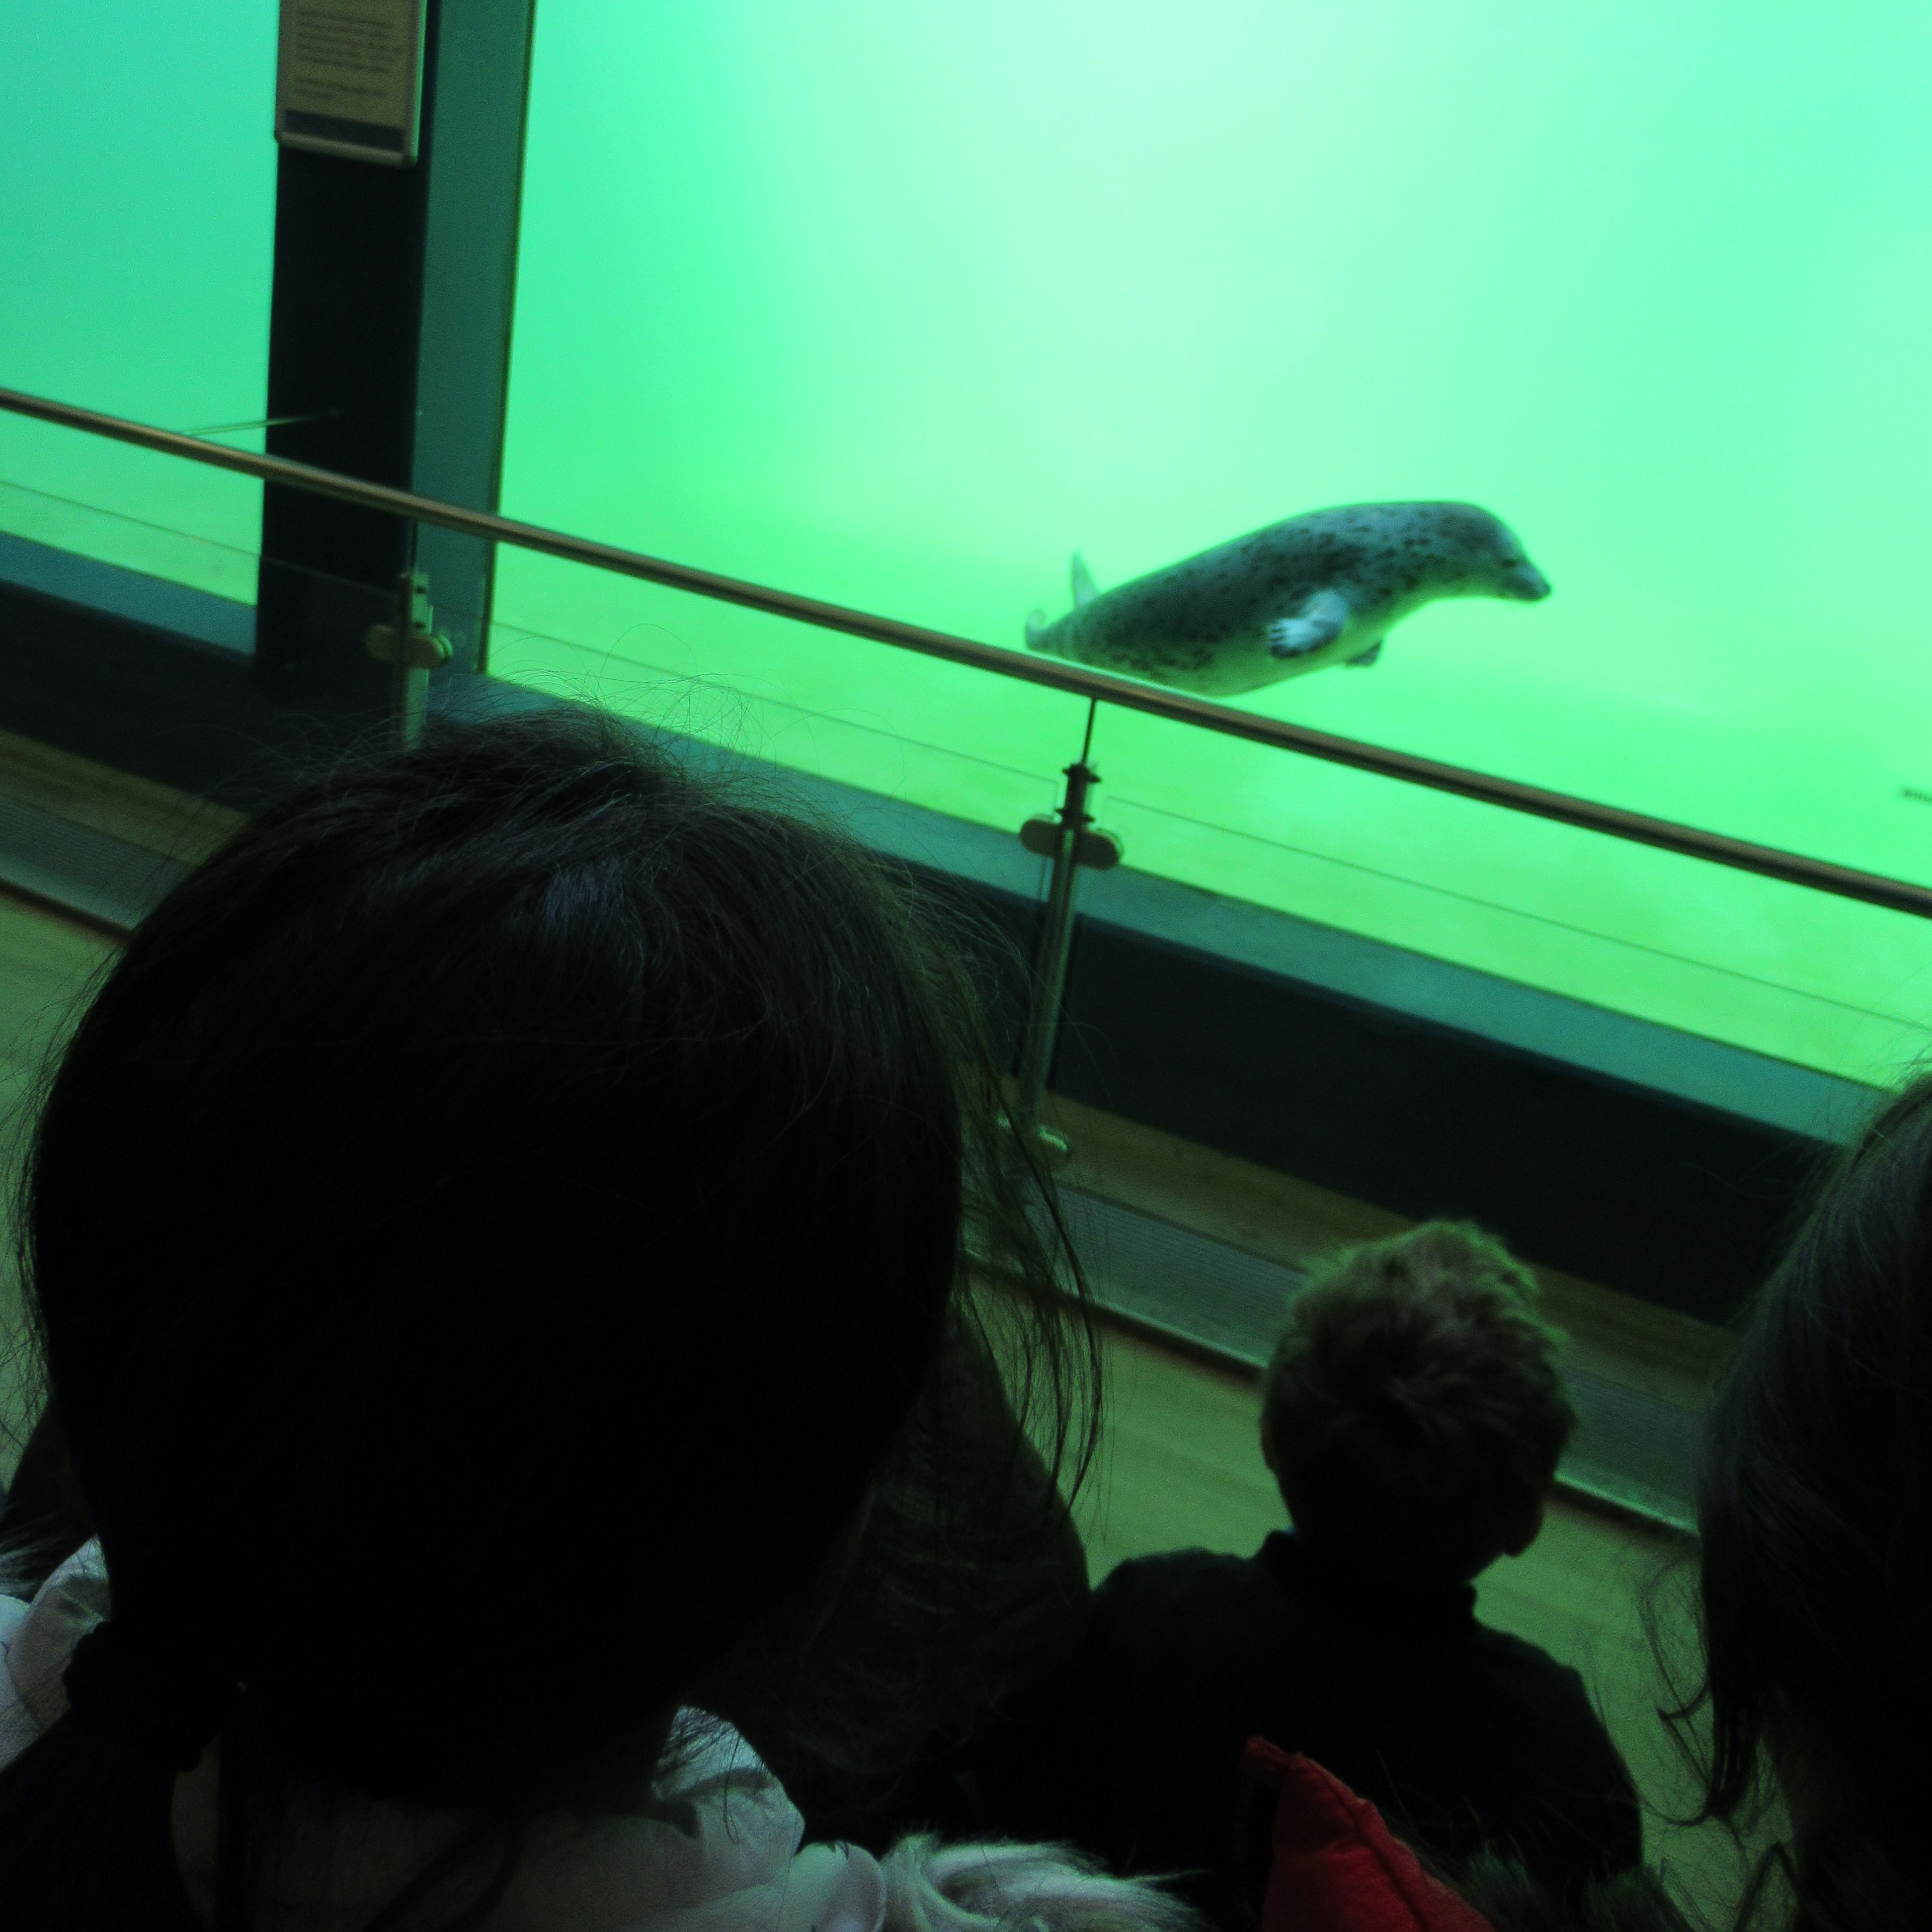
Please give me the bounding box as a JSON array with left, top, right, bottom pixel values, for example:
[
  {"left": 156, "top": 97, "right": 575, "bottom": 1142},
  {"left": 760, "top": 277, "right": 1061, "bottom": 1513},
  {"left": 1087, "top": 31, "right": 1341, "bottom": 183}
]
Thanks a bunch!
[{"left": 1058, "top": 1185, "right": 1696, "bottom": 1532}]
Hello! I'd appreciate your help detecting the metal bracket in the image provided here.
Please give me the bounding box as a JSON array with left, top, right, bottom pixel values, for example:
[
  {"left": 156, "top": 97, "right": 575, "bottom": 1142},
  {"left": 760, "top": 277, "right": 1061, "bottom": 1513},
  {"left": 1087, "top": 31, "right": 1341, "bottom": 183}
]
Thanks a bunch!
[
  {"left": 365, "top": 572, "right": 453, "bottom": 669},
  {"left": 366, "top": 569, "right": 452, "bottom": 751},
  {"left": 1020, "top": 815, "right": 1124, "bottom": 871}
]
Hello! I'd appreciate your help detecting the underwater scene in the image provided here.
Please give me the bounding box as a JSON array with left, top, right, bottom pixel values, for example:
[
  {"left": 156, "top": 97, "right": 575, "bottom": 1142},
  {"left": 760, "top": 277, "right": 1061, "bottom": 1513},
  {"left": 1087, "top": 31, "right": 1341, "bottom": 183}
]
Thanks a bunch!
[
  {"left": 0, "top": 4, "right": 276, "bottom": 598},
  {"left": 488, "top": 0, "right": 1932, "bottom": 1089},
  {"left": 6, "top": 3, "right": 1932, "bottom": 1088}
]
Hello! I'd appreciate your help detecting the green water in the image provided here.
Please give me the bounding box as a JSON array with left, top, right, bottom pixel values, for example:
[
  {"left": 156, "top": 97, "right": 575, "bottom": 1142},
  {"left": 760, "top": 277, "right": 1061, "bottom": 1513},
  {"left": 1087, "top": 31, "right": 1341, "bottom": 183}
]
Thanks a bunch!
[
  {"left": 0, "top": 1, "right": 274, "bottom": 598},
  {"left": 6, "top": 3, "right": 1932, "bottom": 1090},
  {"left": 491, "top": 1, "right": 1932, "bottom": 1090}
]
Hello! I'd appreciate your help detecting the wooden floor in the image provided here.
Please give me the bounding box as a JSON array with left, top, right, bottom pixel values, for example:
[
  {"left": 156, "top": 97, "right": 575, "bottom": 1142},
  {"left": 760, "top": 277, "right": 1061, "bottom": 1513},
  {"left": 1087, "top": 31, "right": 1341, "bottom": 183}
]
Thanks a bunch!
[{"left": 0, "top": 734, "right": 1778, "bottom": 1920}]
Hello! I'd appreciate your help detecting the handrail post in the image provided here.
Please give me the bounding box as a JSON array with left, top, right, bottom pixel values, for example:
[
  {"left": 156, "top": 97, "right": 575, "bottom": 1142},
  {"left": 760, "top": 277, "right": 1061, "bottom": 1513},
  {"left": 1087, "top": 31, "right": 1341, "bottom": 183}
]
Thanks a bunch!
[{"left": 1013, "top": 704, "right": 1123, "bottom": 1161}]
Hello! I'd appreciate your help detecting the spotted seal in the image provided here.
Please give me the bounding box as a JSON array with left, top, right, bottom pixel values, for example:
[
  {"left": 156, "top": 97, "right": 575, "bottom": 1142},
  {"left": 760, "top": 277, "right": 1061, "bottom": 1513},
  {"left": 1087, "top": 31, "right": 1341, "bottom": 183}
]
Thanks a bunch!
[{"left": 1024, "top": 501, "right": 1551, "bottom": 697}]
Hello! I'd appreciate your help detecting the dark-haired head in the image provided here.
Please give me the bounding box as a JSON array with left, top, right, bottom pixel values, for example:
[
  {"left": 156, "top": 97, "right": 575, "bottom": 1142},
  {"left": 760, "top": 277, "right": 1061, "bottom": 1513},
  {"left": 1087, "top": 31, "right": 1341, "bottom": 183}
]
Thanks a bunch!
[
  {"left": 1260, "top": 1220, "right": 1574, "bottom": 1591},
  {"left": 1691, "top": 1071, "right": 1932, "bottom": 1931},
  {"left": 0, "top": 705, "right": 1094, "bottom": 1925}
]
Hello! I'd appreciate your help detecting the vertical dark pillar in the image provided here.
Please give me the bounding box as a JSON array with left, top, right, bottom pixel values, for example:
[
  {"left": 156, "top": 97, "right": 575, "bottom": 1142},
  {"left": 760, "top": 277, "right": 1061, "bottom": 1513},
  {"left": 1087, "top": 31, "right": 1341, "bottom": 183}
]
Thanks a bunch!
[{"left": 254, "top": 0, "right": 536, "bottom": 713}]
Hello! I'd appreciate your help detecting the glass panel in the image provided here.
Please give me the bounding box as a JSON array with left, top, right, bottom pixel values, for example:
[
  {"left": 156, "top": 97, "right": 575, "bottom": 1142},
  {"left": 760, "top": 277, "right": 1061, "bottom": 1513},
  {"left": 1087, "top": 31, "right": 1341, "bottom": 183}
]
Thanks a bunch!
[
  {"left": 1089, "top": 705, "right": 1932, "bottom": 1089},
  {"left": 0, "top": 469, "right": 258, "bottom": 609},
  {"left": 0, "top": 1, "right": 277, "bottom": 596},
  {"left": 499, "top": 0, "right": 1932, "bottom": 1079},
  {"left": 495, "top": 601, "right": 1932, "bottom": 1089}
]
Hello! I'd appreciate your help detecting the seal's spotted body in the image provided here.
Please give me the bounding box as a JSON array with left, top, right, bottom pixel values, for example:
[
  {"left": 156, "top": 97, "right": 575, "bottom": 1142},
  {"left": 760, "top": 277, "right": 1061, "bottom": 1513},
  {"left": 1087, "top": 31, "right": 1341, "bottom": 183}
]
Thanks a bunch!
[{"left": 1024, "top": 501, "right": 1550, "bottom": 697}]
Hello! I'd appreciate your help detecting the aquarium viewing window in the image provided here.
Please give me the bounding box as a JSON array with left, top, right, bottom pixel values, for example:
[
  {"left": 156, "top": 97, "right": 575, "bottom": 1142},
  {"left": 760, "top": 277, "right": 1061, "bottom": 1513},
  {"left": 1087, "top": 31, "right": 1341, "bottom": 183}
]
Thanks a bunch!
[
  {"left": 489, "top": 0, "right": 1932, "bottom": 1088},
  {"left": 0, "top": 388, "right": 1796, "bottom": 1518},
  {"left": 4, "top": 0, "right": 1914, "bottom": 1535}
]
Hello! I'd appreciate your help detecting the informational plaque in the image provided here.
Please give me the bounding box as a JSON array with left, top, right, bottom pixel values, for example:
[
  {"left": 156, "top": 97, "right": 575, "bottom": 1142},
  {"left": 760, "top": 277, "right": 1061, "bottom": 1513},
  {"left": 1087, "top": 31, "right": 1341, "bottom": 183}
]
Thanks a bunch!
[{"left": 276, "top": 0, "right": 427, "bottom": 166}]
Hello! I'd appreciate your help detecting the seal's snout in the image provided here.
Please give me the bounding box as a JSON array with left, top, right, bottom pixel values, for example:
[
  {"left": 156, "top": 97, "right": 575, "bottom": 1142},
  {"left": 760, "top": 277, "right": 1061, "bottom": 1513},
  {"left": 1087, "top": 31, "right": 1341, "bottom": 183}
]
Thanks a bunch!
[{"left": 1504, "top": 562, "right": 1552, "bottom": 601}]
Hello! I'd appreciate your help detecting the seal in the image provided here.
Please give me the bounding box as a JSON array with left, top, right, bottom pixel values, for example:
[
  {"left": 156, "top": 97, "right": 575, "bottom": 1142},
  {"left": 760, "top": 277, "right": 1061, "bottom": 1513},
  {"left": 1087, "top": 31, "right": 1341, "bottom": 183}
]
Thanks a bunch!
[{"left": 1024, "top": 502, "right": 1550, "bottom": 697}]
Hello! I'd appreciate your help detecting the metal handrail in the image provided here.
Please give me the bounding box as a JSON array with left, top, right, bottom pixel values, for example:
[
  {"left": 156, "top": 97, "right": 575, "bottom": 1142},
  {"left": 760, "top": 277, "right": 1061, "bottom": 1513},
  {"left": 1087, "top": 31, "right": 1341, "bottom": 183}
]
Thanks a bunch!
[{"left": 5, "top": 382, "right": 1930, "bottom": 919}]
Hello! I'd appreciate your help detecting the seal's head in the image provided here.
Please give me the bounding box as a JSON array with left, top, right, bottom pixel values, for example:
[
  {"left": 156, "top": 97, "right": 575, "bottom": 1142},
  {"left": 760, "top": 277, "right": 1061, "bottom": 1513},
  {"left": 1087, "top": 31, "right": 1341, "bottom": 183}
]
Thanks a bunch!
[{"left": 1421, "top": 502, "right": 1552, "bottom": 603}]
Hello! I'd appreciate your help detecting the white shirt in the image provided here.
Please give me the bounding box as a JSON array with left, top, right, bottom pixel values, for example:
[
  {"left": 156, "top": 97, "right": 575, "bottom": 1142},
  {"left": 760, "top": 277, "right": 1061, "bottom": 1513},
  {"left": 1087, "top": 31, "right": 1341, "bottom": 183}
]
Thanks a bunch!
[{"left": 0, "top": 1542, "right": 1188, "bottom": 1932}]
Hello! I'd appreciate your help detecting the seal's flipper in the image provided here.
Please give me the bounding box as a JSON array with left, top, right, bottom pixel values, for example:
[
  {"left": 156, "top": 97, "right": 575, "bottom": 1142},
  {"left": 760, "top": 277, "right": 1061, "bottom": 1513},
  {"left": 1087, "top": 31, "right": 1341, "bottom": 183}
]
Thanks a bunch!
[
  {"left": 1267, "top": 617, "right": 1335, "bottom": 659},
  {"left": 1346, "top": 640, "right": 1384, "bottom": 667},
  {"left": 1267, "top": 589, "right": 1350, "bottom": 661},
  {"left": 1070, "top": 553, "right": 1098, "bottom": 609}
]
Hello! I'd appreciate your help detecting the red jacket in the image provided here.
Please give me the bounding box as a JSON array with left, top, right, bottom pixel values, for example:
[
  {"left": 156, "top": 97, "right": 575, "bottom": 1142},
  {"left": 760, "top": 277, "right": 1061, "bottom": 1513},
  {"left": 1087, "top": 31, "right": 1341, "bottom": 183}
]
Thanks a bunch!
[{"left": 1245, "top": 1739, "right": 1494, "bottom": 1932}]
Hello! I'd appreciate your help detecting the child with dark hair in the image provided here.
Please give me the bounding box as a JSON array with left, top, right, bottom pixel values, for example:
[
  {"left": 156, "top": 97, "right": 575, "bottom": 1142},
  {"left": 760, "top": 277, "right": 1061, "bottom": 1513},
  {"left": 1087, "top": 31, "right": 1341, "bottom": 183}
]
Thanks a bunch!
[
  {"left": 1029, "top": 1220, "right": 1641, "bottom": 1923},
  {"left": 0, "top": 707, "right": 1193, "bottom": 1932},
  {"left": 1677, "top": 1070, "right": 1932, "bottom": 1932}
]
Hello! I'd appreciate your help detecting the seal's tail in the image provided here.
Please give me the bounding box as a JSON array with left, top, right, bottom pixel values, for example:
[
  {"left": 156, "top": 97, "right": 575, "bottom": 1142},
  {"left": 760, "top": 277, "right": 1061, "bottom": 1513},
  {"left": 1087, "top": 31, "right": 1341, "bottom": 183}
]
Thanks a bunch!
[{"left": 1027, "top": 548, "right": 1095, "bottom": 654}]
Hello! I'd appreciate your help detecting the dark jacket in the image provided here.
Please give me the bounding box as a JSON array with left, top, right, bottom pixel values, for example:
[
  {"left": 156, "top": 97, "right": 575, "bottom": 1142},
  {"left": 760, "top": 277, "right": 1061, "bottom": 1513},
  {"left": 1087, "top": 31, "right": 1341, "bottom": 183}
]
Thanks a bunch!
[{"left": 1023, "top": 1531, "right": 1641, "bottom": 1923}]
